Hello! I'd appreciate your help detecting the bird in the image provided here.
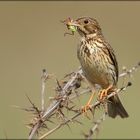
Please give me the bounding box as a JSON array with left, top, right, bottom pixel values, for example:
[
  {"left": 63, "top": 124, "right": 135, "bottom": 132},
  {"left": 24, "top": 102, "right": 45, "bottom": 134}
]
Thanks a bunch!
[{"left": 64, "top": 17, "right": 129, "bottom": 118}]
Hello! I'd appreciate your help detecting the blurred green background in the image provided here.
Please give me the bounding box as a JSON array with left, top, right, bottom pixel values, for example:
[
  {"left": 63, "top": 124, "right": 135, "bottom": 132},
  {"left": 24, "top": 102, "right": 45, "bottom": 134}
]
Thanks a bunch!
[{"left": 0, "top": 1, "right": 140, "bottom": 139}]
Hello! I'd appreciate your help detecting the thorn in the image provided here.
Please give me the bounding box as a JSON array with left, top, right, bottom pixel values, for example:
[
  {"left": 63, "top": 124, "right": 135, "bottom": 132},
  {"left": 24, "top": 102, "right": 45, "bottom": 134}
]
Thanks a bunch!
[
  {"left": 42, "top": 123, "right": 50, "bottom": 130},
  {"left": 46, "top": 119, "right": 55, "bottom": 124},
  {"left": 64, "top": 71, "right": 74, "bottom": 78},
  {"left": 66, "top": 123, "right": 72, "bottom": 132},
  {"left": 25, "top": 94, "right": 34, "bottom": 106},
  {"left": 74, "top": 120, "right": 83, "bottom": 125},
  {"left": 25, "top": 94, "right": 41, "bottom": 115},
  {"left": 56, "top": 79, "right": 62, "bottom": 90}
]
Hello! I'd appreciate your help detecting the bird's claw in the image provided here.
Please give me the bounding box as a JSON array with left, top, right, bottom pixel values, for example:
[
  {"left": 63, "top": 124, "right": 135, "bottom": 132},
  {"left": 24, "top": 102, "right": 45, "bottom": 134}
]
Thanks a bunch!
[
  {"left": 81, "top": 104, "right": 92, "bottom": 119},
  {"left": 98, "top": 85, "right": 113, "bottom": 102}
]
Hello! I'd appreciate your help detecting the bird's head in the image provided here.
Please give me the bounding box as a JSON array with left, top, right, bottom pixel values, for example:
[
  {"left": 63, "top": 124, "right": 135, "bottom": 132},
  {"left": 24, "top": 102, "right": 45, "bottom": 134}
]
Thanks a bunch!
[{"left": 63, "top": 17, "right": 102, "bottom": 37}]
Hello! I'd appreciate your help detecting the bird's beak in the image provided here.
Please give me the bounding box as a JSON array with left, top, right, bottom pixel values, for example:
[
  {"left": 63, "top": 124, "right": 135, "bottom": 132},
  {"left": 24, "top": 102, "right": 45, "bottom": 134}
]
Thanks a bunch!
[
  {"left": 67, "top": 21, "right": 80, "bottom": 27},
  {"left": 61, "top": 18, "right": 80, "bottom": 27},
  {"left": 61, "top": 18, "right": 80, "bottom": 36}
]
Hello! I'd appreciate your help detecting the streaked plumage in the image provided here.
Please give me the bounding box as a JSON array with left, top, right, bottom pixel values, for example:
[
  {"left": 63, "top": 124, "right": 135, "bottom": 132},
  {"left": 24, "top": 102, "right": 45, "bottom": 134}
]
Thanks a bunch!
[{"left": 68, "top": 17, "right": 128, "bottom": 118}]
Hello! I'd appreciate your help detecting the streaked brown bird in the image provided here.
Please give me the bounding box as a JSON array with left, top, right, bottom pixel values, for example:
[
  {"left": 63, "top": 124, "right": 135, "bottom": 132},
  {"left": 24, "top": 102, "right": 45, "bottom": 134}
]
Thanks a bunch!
[{"left": 64, "top": 17, "right": 128, "bottom": 118}]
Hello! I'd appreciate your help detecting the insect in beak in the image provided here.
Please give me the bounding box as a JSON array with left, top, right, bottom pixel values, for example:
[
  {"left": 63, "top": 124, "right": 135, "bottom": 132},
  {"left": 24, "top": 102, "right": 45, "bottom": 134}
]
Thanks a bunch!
[{"left": 61, "top": 17, "right": 78, "bottom": 36}]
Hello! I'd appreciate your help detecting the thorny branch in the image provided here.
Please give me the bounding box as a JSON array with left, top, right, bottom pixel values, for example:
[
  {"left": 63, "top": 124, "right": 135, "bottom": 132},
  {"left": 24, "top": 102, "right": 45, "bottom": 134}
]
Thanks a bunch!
[
  {"left": 39, "top": 81, "right": 132, "bottom": 139},
  {"left": 26, "top": 62, "right": 140, "bottom": 139}
]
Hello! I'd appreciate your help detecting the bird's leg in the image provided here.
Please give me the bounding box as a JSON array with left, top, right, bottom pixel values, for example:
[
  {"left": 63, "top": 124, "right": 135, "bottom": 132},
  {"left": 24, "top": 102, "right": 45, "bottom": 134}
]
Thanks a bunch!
[
  {"left": 98, "top": 85, "right": 113, "bottom": 101},
  {"left": 81, "top": 90, "right": 95, "bottom": 117}
]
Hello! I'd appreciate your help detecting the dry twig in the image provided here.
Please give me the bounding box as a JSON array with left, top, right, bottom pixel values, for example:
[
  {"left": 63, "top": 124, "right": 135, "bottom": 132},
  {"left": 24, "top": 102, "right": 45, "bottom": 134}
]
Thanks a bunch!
[{"left": 24, "top": 62, "right": 140, "bottom": 139}]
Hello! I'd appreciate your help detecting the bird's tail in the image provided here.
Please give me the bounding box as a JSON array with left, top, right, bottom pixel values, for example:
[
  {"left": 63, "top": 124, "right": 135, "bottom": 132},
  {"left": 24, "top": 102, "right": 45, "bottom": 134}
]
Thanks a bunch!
[{"left": 107, "top": 94, "right": 129, "bottom": 118}]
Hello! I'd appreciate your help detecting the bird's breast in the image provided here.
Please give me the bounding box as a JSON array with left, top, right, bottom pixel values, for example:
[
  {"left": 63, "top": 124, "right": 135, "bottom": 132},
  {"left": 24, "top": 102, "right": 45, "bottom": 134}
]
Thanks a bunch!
[{"left": 77, "top": 39, "right": 115, "bottom": 88}]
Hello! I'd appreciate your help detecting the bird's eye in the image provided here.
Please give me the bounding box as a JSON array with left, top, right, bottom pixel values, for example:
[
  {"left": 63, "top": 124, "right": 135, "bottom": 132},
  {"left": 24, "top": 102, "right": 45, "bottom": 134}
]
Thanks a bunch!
[{"left": 84, "top": 20, "right": 89, "bottom": 24}]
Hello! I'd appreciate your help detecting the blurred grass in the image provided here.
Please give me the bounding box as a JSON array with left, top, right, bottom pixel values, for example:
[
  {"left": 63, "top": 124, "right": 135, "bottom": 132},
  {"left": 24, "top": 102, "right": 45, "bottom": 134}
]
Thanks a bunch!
[{"left": 0, "top": 1, "right": 140, "bottom": 139}]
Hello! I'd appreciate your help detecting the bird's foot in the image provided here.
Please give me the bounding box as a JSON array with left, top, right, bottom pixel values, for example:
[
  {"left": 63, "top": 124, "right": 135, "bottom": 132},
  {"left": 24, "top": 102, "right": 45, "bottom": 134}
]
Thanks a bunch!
[
  {"left": 81, "top": 92, "right": 95, "bottom": 119},
  {"left": 98, "top": 85, "right": 113, "bottom": 102},
  {"left": 81, "top": 104, "right": 92, "bottom": 119}
]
